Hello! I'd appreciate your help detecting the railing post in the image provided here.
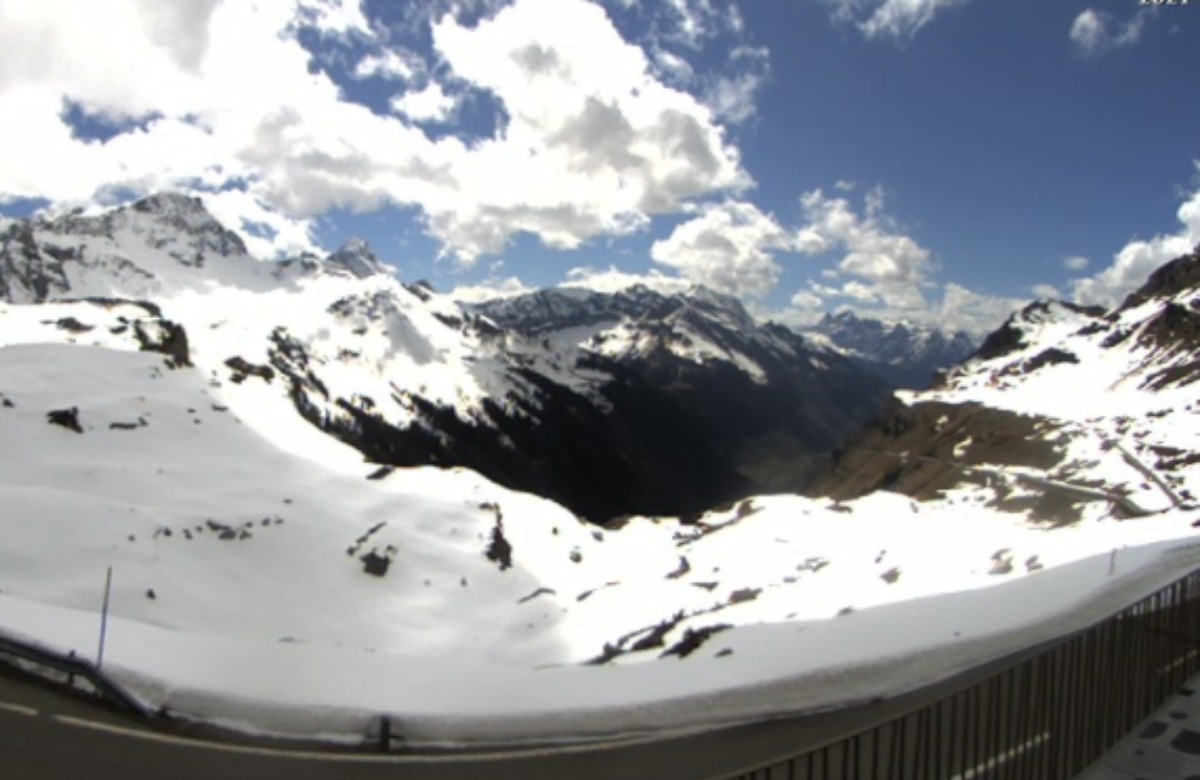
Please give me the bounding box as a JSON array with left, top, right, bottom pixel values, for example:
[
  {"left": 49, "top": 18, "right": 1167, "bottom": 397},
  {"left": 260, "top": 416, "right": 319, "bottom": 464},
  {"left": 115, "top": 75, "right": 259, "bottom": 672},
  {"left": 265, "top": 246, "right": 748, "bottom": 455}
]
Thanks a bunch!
[{"left": 377, "top": 715, "right": 394, "bottom": 752}]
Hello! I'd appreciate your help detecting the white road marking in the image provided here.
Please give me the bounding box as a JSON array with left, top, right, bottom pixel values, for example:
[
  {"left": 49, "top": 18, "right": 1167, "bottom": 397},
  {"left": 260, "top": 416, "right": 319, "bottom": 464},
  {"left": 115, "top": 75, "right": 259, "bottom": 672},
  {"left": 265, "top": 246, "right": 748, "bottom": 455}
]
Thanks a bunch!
[
  {"left": 948, "top": 731, "right": 1052, "bottom": 780},
  {"left": 0, "top": 701, "right": 39, "bottom": 717},
  {"left": 50, "top": 714, "right": 662, "bottom": 764}
]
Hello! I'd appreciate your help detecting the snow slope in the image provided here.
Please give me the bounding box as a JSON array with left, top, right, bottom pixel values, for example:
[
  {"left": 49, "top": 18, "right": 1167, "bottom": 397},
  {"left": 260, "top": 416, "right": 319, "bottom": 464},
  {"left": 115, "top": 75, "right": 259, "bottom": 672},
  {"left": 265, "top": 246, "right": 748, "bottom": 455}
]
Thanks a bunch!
[
  {"left": 0, "top": 197, "right": 1198, "bottom": 745},
  {"left": 1, "top": 296, "right": 1198, "bottom": 744}
]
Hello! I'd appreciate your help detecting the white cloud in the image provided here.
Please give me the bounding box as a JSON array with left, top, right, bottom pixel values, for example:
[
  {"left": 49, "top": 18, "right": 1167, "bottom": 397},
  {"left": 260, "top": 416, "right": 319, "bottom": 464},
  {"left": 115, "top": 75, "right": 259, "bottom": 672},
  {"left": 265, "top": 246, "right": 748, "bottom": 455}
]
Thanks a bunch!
[
  {"left": 353, "top": 50, "right": 417, "bottom": 81},
  {"left": 794, "top": 186, "right": 935, "bottom": 314},
  {"left": 295, "top": 0, "right": 373, "bottom": 38},
  {"left": 200, "top": 188, "right": 319, "bottom": 258},
  {"left": 427, "top": 0, "right": 750, "bottom": 261},
  {"left": 784, "top": 186, "right": 1024, "bottom": 337},
  {"left": 651, "top": 48, "right": 696, "bottom": 83},
  {"left": 662, "top": 0, "right": 722, "bottom": 49},
  {"left": 0, "top": 0, "right": 750, "bottom": 265},
  {"left": 390, "top": 82, "right": 457, "bottom": 123},
  {"left": 1069, "top": 8, "right": 1150, "bottom": 57},
  {"left": 788, "top": 290, "right": 824, "bottom": 310},
  {"left": 448, "top": 276, "right": 534, "bottom": 303},
  {"left": 132, "top": 0, "right": 222, "bottom": 74},
  {"left": 1070, "top": 174, "right": 1200, "bottom": 307},
  {"left": 649, "top": 200, "right": 792, "bottom": 297},
  {"left": 562, "top": 265, "right": 692, "bottom": 295},
  {"left": 937, "top": 283, "right": 1027, "bottom": 338},
  {"left": 701, "top": 45, "right": 769, "bottom": 126},
  {"left": 819, "top": 0, "right": 968, "bottom": 42},
  {"left": 1062, "top": 255, "right": 1090, "bottom": 271},
  {"left": 1030, "top": 283, "right": 1061, "bottom": 300}
]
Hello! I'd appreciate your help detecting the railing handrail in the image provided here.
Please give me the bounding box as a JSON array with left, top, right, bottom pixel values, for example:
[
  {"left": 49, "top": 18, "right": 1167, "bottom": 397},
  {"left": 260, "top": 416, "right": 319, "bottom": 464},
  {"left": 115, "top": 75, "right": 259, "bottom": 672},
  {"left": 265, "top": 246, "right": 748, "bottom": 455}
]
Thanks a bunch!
[
  {"left": 727, "top": 563, "right": 1200, "bottom": 779},
  {"left": 0, "top": 633, "right": 152, "bottom": 718}
]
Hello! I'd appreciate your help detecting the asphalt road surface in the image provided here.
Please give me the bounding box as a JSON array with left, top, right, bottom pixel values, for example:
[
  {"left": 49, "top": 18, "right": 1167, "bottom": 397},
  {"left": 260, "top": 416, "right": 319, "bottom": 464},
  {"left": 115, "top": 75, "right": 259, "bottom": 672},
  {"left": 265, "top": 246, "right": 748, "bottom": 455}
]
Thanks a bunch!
[
  {"left": 0, "top": 642, "right": 1057, "bottom": 780},
  {"left": 3, "top": 618, "right": 1195, "bottom": 780}
]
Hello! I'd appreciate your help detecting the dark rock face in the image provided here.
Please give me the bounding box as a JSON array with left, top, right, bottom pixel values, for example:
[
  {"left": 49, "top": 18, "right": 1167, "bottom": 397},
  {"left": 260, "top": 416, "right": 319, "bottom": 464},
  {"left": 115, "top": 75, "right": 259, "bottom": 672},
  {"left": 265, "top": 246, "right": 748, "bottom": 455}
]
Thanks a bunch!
[
  {"left": 323, "top": 238, "right": 390, "bottom": 279},
  {"left": 0, "top": 221, "right": 72, "bottom": 301},
  {"left": 134, "top": 319, "right": 191, "bottom": 366},
  {"left": 272, "top": 287, "right": 893, "bottom": 524},
  {"left": 1119, "top": 245, "right": 1200, "bottom": 311},
  {"left": 1022, "top": 347, "right": 1079, "bottom": 373},
  {"left": 46, "top": 407, "right": 83, "bottom": 433},
  {"left": 360, "top": 551, "right": 391, "bottom": 577},
  {"left": 224, "top": 356, "right": 275, "bottom": 384}
]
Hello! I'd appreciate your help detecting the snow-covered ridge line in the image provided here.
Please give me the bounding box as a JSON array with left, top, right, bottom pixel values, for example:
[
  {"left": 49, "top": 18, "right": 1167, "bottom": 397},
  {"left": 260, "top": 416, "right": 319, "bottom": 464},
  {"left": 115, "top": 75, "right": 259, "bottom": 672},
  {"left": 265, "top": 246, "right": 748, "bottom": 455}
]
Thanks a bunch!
[
  {"left": 0, "top": 193, "right": 894, "bottom": 522},
  {"left": 803, "top": 309, "right": 977, "bottom": 388}
]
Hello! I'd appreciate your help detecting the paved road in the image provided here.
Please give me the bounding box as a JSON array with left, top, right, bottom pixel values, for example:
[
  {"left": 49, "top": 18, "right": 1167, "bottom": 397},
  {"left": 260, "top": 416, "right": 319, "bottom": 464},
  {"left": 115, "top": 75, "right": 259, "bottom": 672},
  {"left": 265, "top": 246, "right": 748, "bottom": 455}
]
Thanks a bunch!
[
  {"left": 0, "top": 638, "right": 1064, "bottom": 780},
  {"left": 3, "top": 608, "right": 1196, "bottom": 780}
]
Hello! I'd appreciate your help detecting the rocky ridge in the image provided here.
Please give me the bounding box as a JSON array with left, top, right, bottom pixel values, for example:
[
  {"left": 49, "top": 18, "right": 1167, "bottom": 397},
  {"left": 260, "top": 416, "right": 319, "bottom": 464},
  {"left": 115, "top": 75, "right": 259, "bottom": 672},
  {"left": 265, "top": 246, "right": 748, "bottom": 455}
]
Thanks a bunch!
[{"left": 0, "top": 193, "right": 892, "bottom": 523}]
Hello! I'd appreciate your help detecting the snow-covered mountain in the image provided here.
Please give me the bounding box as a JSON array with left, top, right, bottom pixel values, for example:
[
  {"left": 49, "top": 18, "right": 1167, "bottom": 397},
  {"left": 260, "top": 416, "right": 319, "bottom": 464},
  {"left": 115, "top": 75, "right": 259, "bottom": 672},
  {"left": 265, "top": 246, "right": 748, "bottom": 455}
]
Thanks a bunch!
[
  {"left": 323, "top": 236, "right": 392, "bottom": 279},
  {"left": 1, "top": 194, "right": 1198, "bottom": 745},
  {"left": 812, "top": 246, "right": 1200, "bottom": 522},
  {"left": 0, "top": 195, "right": 891, "bottom": 523},
  {"left": 805, "top": 310, "right": 976, "bottom": 388}
]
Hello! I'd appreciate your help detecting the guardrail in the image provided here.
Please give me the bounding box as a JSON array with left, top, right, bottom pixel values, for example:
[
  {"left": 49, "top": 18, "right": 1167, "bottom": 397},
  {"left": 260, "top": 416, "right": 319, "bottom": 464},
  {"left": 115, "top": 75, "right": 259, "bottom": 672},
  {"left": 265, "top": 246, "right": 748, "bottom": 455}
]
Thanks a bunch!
[
  {"left": 0, "top": 634, "right": 151, "bottom": 718},
  {"left": 727, "top": 567, "right": 1200, "bottom": 779}
]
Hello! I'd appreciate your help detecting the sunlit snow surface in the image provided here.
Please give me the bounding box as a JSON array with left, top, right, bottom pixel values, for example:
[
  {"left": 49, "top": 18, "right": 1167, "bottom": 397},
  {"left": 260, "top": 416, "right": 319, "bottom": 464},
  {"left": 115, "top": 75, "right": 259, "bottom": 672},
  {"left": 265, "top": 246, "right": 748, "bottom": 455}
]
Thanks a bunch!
[{"left": 1, "top": 204, "right": 1198, "bottom": 744}]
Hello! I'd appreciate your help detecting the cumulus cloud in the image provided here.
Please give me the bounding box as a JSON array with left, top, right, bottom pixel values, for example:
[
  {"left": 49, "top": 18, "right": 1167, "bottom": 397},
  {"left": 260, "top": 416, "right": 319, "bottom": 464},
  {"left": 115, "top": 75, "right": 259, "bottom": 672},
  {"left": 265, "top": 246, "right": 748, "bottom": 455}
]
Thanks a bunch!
[
  {"left": 784, "top": 186, "right": 1024, "bottom": 337},
  {"left": 1069, "top": 8, "right": 1151, "bottom": 57},
  {"left": 390, "top": 82, "right": 457, "bottom": 123},
  {"left": 427, "top": 0, "right": 749, "bottom": 260},
  {"left": 562, "top": 264, "right": 693, "bottom": 295},
  {"left": 649, "top": 200, "right": 793, "bottom": 297},
  {"left": 660, "top": 0, "right": 727, "bottom": 49},
  {"left": 794, "top": 187, "right": 935, "bottom": 314},
  {"left": 701, "top": 45, "right": 770, "bottom": 125},
  {"left": 448, "top": 276, "right": 534, "bottom": 303},
  {"left": 353, "top": 50, "right": 418, "bottom": 81},
  {"left": 937, "top": 283, "right": 1028, "bottom": 338},
  {"left": 200, "top": 188, "right": 319, "bottom": 258},
  {"left": 294, "top": 0, "right": 374, "bottom": 38},
  {"left": 0, "top": 0, "right": 750, "bottom": 263},
  {"left": 1062, "top": 255, "right": 1090, "bottom": 271},
  {"left": 132, "top": 0, "right": 222, "bottom": 74},
  {"left": 1070, "top": 175, "right": 1200, "bottom": 306},
  {"left": 1030, "top": 283, "right": 1061, "bottom": 300},
  {"left": 819, "top": 0, "right": 969, "bottom": 42}
]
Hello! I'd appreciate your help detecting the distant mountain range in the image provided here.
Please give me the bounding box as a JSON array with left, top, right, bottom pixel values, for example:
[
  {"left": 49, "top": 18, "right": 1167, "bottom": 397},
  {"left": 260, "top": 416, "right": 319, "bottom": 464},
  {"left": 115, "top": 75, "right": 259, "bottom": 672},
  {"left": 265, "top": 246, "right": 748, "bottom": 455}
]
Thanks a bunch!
[
  {"left": 0, "top": 193, "right": 892, "bottom": 522},
  {"left": 803, "top": 310, "right": 977, "bottom": 388}
]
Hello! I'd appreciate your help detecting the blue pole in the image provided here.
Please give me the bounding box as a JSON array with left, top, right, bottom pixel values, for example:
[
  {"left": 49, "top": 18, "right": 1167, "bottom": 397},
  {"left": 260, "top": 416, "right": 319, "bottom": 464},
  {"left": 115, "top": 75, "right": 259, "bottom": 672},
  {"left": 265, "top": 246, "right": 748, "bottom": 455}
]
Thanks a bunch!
[{"left": 97, "top": 566, "right": 112, "bottom": 670}]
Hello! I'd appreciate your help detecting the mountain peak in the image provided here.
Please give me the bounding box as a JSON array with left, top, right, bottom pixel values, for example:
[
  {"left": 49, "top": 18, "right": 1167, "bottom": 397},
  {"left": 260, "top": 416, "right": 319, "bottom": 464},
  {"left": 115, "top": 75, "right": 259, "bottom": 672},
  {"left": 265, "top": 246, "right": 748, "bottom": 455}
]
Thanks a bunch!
[
  {"left": 325, "top": 237, "right": 390, "bottom": 279},
  {"left": 1119, "top": 244, "right": 1200, "bottom": 312},
  {"left": 130, "top": 192, "right": 208, "bottom": 215},
  {"left": 124, "top": 193, "right": 234, "bottom": 237},
  {"left": 807, "top": 310, "right": 976, "bottom": 388}
]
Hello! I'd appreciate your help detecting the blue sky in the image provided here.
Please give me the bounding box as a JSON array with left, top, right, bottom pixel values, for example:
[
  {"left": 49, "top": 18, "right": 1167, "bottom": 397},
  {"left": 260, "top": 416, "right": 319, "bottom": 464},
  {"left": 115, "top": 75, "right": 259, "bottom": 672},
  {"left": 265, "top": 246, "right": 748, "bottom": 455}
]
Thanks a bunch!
[{"left": 0, "top": 0, "right": 1197, "bottom": 335}]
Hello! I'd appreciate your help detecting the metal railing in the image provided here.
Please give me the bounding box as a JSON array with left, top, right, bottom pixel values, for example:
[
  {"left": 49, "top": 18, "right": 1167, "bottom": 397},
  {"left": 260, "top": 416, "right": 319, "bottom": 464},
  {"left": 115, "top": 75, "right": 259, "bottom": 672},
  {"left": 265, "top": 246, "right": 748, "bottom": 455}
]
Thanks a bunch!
[
  {"left": 0, "top": 633, "right": 151, "bottom": 718},
  {"left": 728, "top": 568, "right": 1200, "bottom": 779}
]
